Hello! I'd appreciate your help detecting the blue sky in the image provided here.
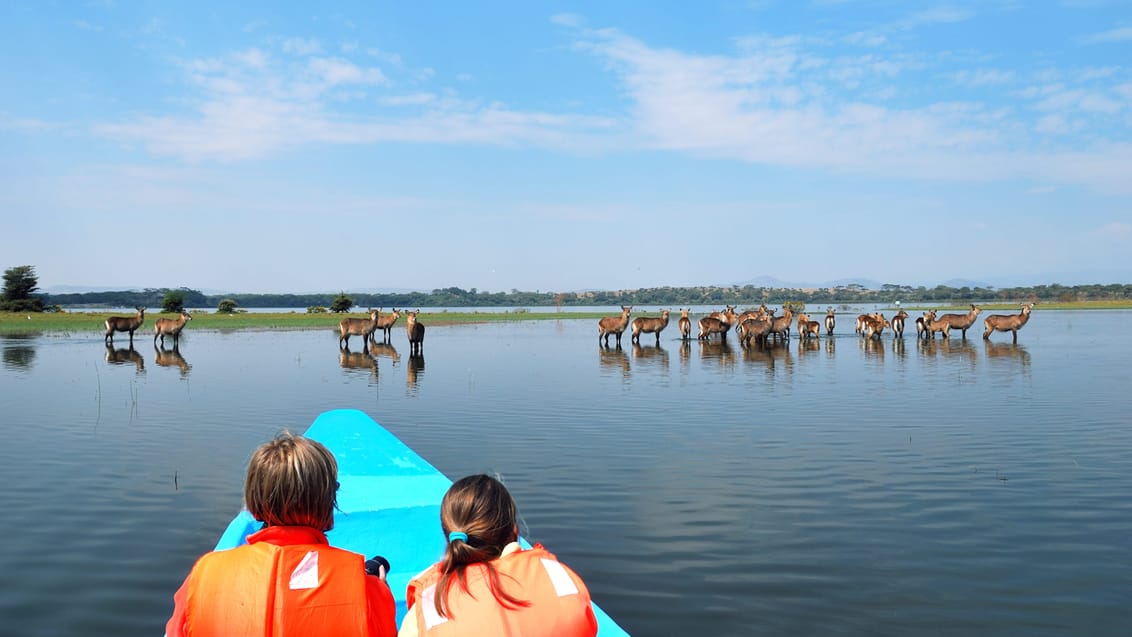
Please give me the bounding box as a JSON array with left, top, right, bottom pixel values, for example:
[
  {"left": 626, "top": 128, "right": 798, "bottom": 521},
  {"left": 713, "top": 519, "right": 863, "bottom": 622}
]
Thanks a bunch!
[{"left": 2, "top": 1, "right": 1130, "bottom": 294}]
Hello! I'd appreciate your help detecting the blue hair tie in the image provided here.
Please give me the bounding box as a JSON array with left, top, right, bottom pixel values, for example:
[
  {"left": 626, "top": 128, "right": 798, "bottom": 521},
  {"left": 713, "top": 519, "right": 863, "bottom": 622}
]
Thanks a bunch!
[{"left": 448, "top": 531, "right": 468, "bottom": 543}]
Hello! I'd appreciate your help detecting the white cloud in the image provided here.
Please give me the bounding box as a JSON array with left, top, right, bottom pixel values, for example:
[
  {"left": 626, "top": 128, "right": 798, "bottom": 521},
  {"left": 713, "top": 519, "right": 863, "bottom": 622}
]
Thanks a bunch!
[
  {"left": 308, "top": 57, "right": 385, "bottom": 87},
  {"left": 1084, "top": 26, "right": 1132, "bottom": 43},
  {"left": 379, "top": 93, "right": 437, "bottom": 106},
  {"left": 951, "top": 68, "right": 1014, "bottom": 86},
  {"left": 282, "top": 37, "right": 321, "bottom": 55},
  {"left": 1096, "top": 221, "right": 1132, "bottom": 236}
]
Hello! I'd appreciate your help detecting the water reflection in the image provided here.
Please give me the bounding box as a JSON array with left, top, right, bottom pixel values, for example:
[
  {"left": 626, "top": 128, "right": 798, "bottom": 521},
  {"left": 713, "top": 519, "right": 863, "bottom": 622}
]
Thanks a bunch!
[
  {"left": 370, "top": 341, "right": 401, "bottom": 367},
  {"left": 104, "top": 344, "right": 145, "bottom": 375},
  {"left": 918, "top": 337, "right": 977, "bottom": 365},
  {"left": 598, "top": 345, "right": 630, "bottom": 379},
  {"left": 797, "top": 337, "right": 820, "bottom": 358},
  {"left": 699, "top": 340, "right": 736, "bottom": 371},
  {"left": 406, "top": 353, "right": 425, "bottom": 391},
  {"left": 860, "top": 335, "right": 886, "bottom": 360},
  {"left": 631, "top": 342, "right": 668, "bottom": 371},
  {"left": 2, "top": 334, "right": 37, "bottom": 371},
  {"left": 984, "top": 341, "right": 1032, "bottom": 372},
  {"left": 892, "top": 337, "right": 907, "bottom": 360},
  {"left": 339, "top": 344, "right": 378, "bottom": 380},
  {"left": 154, "top": 345, "right": 192, "bottom": 378}
]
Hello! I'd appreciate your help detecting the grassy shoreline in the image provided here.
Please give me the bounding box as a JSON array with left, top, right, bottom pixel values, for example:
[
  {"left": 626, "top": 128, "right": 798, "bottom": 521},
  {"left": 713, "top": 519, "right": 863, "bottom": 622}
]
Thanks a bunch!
[
  {"left": 0, "top": 309, "right": 615, "bottom": 335},
  {"left": 2, "top": 301, "right": 1131, "bottom": 335}
]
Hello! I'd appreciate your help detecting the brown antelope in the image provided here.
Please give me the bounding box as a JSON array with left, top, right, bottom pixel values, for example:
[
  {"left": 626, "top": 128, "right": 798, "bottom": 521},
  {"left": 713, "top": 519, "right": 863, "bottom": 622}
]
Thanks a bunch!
[
  {"left": 406, "top": 309, "right": 425, "bottom": 354},
  {"left": 825, "top": 308, "right": 836, "bottom": 335},
  {"left": 797, "top": 313, "right": 821, "bottom": 340},
  {"left": 154, "top": 344, "right": 192, "bottom": 377},
  {"left": 890, "top": 310, "right": 909, "bottom": 338},
  {"left": 915, "top": 312, "right": 930, "bottom": 340},
  {"left": 768, "top": 307, "right": 794, "bottom": 341},
  {"left": 923, "top": 310, "right": 953, "bottom": 339},
  {"left": 737, "top": 316, "right": 773, "bottom": 348},
  {"left": 861, "top": 314, "right": 891, "bottom": 339},
  {"left": 854, "top": 314, "right": 869, "bottom": 334},
  {"left": 105, "top": 307, "right": 145, "bottom": 345},
  {"left": 154, "top": 310, "right": 192, "bottom": 347},
  {"left": 376, "top": 308, "right": 401, "bottom": 342},
  {"left": 339, "top": 308, "right": 381, "bottom": 349},
  {"left": 983, "top": 303, "right": 1034, "bottom": 343},
  {"left": 678, "top": 308, "right": 691, "bottom": 341},
  {"left": 631, "top": 309, "right": 670, "bottom": 344},
  {"left": 936, "top": 304, "right": 982, "bottom": 339},
  {"left": 598, "top": 305, "right": 632, "bottom": 347},
  {"left": 699, "top": 306, "right": 739, "bottom": 341}
]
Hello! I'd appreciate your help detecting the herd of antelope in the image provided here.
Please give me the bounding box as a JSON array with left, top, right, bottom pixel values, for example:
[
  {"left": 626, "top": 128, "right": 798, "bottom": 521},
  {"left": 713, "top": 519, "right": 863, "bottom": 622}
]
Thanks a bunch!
[{"left": 598, "top": 302, "right": 1036, "bottom": 348}]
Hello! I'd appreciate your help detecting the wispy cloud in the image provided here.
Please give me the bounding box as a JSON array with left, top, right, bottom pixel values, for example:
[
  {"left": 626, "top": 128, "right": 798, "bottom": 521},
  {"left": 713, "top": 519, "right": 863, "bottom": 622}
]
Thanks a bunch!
[
  {"left": 1083, "top": 26, "right": 1132, "bottom": 43},
  {"left": 568, "top": 25, "right": 1132, "bottom": 192},
  {"left": 95, "top": 43, "right": 616, "bottom": 161}
]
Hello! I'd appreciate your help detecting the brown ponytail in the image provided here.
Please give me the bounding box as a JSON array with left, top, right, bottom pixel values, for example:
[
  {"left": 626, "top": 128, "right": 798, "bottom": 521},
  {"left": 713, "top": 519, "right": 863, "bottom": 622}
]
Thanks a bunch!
[{"left": 434, "top": 474, "right": 531, "bottom": 619}]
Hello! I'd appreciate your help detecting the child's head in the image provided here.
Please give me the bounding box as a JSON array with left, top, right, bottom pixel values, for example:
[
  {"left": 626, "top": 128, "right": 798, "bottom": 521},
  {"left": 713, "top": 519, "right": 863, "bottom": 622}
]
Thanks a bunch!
[
  {"left": 244, "top": 432, "right": 338, "bottom": 531},
  {"left": 441, "top": 474, "right": 519, "bottom": 553},
  {"left": 435, "top": 474, "right": 527, "bottom": 617}
]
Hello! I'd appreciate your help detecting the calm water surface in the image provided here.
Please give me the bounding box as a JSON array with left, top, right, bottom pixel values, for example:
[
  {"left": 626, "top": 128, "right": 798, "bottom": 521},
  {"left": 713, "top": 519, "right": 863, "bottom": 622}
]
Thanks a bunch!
[{"left": 1, "top": 311, "right": 1129, "bottom": 636}]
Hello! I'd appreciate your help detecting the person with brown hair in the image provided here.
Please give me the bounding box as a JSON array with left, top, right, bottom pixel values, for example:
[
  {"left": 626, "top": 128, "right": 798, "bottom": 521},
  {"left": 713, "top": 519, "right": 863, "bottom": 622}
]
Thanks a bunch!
[
  {"left": 400, "top": 474, "right": 598, "bottom": 637},
  {"left": 166, "top": 432, "right": 397, "bottom": 637}
]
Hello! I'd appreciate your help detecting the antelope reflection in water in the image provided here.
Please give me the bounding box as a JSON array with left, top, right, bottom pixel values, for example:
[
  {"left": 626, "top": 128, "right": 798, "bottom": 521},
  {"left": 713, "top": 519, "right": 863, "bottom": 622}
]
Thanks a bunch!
[
  {"left": 631, "top": 342, "right": 669, "bottom": 371},
  {"left": 598, "top": 345, "right": 630, "bottom": 379},
  {"left": 984, "top": 341, "right": 1032, "bottom": 376},
  {"left": 699, "top": 340, "right": 736, "bottom": 372},
  {"left": 918, "top": 336, "right": 977, "bottom": 364},
  {"left": 105, "top": 344, "right": 145, "bottom": 375},
  {"left": 154, "top": 344, "right": 192, "bottom": 378},
  {"left": 369, "top": 341, "right": 401, "bottom": 367},
  {"left": 743, "top": 337, "right": 792, "bottom": 380},
  {"left": 338, "top": 344, "right": 378, "bottom": 381},
  {"left": 406, "top": 353, "right": 425, "bottom": 391}
]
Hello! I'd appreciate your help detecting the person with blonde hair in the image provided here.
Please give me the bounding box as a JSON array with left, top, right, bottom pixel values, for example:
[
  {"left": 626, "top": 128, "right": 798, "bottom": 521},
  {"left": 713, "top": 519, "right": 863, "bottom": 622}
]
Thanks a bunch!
[
  {"left": 401, "top": 474, "right": 597, "bottom": 637},
  {"left": 166, "top": 432, "right": 397, "bottom": 637}
]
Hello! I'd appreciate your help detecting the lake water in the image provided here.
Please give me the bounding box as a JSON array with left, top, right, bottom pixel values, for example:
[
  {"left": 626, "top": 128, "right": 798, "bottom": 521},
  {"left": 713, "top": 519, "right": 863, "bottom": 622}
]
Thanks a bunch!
[{"left": 1, "top": 310, "right": 1129, "bottom": 636}]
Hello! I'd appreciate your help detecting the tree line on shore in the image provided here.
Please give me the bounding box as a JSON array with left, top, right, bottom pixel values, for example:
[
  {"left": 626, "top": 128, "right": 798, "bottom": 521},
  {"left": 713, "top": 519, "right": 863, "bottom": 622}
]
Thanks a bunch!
[{"left": 29, "top": 281, "right": 1132, "bottom": 311}]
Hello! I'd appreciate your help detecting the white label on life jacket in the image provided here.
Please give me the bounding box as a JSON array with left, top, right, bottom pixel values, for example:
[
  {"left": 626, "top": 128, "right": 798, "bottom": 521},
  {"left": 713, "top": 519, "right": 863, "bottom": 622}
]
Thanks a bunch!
[
  {"left": 290, "top": 551, "right": 319, "bottom": 590},
  {"left": 540, "top": 558, "right": 579, "bottom": 597},
  {"left": 421, "top": 584, "right": 449, "bottom": 629}
]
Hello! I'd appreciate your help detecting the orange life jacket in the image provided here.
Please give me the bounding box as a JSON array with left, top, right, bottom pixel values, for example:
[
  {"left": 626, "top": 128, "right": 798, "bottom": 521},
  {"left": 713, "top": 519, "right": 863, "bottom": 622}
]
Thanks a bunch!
[
  {"left": 407, "top": 545, "right": 598, "bottom": 637},
  {"left": 176, "top": 526, "right": 388, "bottom": 637}
]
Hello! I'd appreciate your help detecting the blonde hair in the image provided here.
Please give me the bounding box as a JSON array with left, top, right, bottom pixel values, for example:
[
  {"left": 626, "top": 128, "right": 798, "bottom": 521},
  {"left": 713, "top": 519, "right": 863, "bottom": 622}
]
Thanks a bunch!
[
  {"left": 435, "top": 474, "right": 530, "bottom": 618},
  {"left": 244, "top": 432, "right": 338, "bottom": 531}
]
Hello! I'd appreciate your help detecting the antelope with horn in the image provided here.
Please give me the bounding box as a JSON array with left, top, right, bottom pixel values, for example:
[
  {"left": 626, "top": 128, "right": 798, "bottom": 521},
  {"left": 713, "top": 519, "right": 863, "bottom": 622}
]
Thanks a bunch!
[
  {"left": 737, "top": 315, "right": 773, "bottom": 348},
  {"left": 631, "top": 309, "right": 670, "bottom": 345},
  {"left": 825, "top": 308, "right": 836, "bottom": 335},
  {"left": 406, "top": 309, "right": 425, "bottom": 355},
  {"left": 697, "top": 306, "right": 737, "bottom": 341},
  {"left": 598, "top": 305, "right": 633, "bottom": 347},
  {"left": 983, "top": 303, "right": 1035, "bottom": 343},
  {"left": 797, "top": 313, "right": 821, "bottom": 340},
  {"left": 154, "top": 309, "right": 192, "bottom": 347},
  {"left": 104, "top": 307, "right": 145, "bottom": 345},
  {"left": 768, "top": 306, "right": 794, "bottom": 342},
  {"left": 339, "top": 308, "right": 381, "bottom": 349},
  {"left": 935, "top": 303, "right": 982, "bottom": 339},
  {"left": 376, "top": 308, "right": 401, "bottom": 343}
]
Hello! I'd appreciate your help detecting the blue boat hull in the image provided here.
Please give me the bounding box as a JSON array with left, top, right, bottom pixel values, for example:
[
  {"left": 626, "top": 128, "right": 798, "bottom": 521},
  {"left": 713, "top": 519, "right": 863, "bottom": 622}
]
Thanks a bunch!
[{"left": 213, "top": 409, "right": 629, "bottom": 635}]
